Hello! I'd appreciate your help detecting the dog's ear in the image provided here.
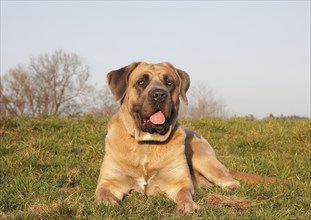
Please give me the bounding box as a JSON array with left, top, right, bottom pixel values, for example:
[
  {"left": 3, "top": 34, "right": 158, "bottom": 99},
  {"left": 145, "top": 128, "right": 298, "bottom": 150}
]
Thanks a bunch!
[
  {"left": 107, "top": 62, "right": 140, "bottom": 102},
  {"left": 175, "top": 68, "right": 190, "bottom": 105}
]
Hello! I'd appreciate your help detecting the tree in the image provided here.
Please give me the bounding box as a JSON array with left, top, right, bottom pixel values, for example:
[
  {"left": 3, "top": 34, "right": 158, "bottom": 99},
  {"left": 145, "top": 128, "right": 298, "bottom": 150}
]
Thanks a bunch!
[
  {"left": 179, "top": 83, "right": 227, "bottom": 118},
  {"left": 83, "top": 85, "right": 119, "bottom": 116},
  {"left": 0, "top": 50, "right": 91, "bottom": 116}
]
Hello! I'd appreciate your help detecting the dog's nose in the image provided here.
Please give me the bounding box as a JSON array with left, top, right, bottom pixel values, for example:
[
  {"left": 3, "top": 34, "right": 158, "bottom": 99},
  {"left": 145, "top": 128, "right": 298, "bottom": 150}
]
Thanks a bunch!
[{"left": 150, "top": 89, "right": 168, "bottom": 103}]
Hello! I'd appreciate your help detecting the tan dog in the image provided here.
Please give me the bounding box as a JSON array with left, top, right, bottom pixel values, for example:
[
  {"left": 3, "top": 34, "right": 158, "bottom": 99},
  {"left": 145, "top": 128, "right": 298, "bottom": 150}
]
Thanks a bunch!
[{"left": 95, "top": 62, "right": 240, "bottom": 214}]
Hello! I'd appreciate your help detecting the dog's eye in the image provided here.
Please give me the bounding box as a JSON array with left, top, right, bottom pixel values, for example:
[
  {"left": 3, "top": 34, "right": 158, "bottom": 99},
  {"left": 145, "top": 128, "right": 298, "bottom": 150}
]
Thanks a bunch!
[
  {"left": 137, "top": 80, "right": 145, "bottom": 86},
  {"left": 166, "top": 81, "right": 174, "bottom": 86}
]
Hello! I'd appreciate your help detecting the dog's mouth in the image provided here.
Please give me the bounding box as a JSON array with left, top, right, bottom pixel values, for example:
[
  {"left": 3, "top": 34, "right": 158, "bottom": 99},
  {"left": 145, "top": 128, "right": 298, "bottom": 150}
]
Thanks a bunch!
[
  {"left": 136, "top": 110, "right": 170, "bottom": 135},
  {"left": 143, "top": 111, "right": 166, "bottom": 125}
]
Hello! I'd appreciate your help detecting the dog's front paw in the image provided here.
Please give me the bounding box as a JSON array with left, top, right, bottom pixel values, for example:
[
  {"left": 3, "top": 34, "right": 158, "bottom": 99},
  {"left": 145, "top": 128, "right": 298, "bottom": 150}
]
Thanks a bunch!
[
  {"left": 219, "top": 179, "right": 241, "bottom": 189},
  {"left": 95, "top": 187, "right": 119, "bottom": 206},
  {"left": 177, "top": 201, "right": 200, "bottom": 214}
]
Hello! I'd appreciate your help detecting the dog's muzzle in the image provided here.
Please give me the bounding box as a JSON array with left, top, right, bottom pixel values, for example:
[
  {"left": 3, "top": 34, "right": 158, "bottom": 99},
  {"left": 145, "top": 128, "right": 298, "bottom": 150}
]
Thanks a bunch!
[
  {"left": 150, "top": 89, "right": 168, "bottom": 104},
  {"left": 133, "top": 88, "right": 173, "bottom": 135}
]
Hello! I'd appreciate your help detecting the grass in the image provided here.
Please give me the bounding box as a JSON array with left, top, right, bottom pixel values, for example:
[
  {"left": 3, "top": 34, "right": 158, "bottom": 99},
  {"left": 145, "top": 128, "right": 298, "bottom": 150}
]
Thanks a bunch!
[{"left": 0, "top": 115, "right": 310, "bottom": 219}]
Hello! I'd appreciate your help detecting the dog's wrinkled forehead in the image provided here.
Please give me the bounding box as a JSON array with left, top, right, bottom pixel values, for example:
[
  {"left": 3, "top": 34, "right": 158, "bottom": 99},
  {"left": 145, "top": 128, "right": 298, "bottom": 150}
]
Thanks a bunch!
[{"left": 129, "top": 62, "right": 179, "bottom": 84}]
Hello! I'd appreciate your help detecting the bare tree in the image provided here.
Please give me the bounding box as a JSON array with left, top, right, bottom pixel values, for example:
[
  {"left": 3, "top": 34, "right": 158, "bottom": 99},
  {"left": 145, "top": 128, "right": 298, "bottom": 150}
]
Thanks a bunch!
[
  {"left": 179, "top": 83, "right": 227, "bottom": 118},
  {"left": 1, "top": 66, "right": 32, "bottom": 115},
  {"left": 83, "top": 84, "right": 119, "bottom": 116},
  {"left": 0, "top": 50, "right": 91, "bottom": 116}
]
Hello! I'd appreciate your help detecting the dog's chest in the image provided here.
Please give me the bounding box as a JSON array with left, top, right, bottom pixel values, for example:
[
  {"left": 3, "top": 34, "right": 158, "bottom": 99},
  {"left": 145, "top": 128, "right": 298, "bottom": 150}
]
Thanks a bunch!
[
  {"left": 134, "top": 156, "right": 156, "bottom": 192},
  {"left": 115, "top": 133, "right": 185, "bottom": 194}
]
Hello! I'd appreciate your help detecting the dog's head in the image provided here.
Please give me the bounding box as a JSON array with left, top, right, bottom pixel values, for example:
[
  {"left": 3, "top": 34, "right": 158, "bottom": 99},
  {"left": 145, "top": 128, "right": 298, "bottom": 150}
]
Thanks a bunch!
[{"left": 107, "top": 62, "right": 190, "bottom": 142}]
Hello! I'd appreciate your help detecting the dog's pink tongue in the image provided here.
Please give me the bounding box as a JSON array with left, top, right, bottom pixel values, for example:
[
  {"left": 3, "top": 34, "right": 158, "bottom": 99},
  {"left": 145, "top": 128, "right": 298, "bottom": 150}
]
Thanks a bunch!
[{"left": 149, "top": 111, "right": 166, "bottom": 125}]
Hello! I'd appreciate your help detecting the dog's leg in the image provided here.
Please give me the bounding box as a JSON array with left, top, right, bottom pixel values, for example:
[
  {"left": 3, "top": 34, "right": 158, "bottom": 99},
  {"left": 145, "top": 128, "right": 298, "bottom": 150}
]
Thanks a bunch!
[
  {"left": 192, "top": 152, "right": 240, "bottom": 189},
  {"left": 185, "top": 130, "right": 240, "bottom": 189},
  {"left": 95, "top": 156, "right": 133, "bottom": 206},
  {"left": 95, "top": 177, "right": 133, "bottom": 206},
  {"left": 95, "top": 184, "right": 122, "bottom": 206},
  {"left": 148, "top": 161, "right": 200, "bottom": 214},
  {"left": 175, "top": 186, "right": 200, "bottom": 214}
]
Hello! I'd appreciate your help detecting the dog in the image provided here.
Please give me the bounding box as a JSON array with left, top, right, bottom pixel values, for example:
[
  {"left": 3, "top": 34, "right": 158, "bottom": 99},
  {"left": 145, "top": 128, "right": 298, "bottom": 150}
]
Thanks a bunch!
[{"left": 95, "top": 62, "right": 240, "bottom": 214}]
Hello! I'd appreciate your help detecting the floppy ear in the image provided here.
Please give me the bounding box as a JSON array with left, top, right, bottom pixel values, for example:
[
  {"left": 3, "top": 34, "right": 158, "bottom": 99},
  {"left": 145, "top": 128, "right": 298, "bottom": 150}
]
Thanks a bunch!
[
  {"left": 175, "top": 68, "right": 190, "bottom": 105},
  {"left": 107, "top": 62, "right": 140, "bottom": 102}
]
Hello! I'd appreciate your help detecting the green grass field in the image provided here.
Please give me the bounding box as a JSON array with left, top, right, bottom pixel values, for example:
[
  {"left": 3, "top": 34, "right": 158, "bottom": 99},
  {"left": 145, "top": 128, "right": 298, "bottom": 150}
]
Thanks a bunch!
[{"left": 1, "top": 116, "right": 310, "bottom": 219}]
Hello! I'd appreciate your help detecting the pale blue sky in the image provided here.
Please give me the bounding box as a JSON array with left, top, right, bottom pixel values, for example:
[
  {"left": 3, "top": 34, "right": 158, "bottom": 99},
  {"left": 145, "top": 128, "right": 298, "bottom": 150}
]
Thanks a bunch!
[{"left": 1, "top": 1, "right": 310, "bottom": 118}]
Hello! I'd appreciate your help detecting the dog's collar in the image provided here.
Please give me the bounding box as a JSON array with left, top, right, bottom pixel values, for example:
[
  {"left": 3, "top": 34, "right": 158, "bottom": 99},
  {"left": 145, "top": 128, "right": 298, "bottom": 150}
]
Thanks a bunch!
[{"left": 134, "top": 125, "right": 174, "bottom": 142}]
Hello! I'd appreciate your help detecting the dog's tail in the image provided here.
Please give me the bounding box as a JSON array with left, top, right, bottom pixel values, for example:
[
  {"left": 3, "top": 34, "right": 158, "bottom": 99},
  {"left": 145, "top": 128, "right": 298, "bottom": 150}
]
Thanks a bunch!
[{"left": 230, "top": 172, "right": 289, "bottom": 185}]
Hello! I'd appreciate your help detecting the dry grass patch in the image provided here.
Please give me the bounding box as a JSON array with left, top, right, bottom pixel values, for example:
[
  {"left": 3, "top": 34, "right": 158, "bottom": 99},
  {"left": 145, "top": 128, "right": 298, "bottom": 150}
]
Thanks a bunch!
[
  {"left": 27, "top": 203, "right": 49, "bottom": 216},
  {"left": 203, "top": 193, "right": 257, "bottom": 210}
]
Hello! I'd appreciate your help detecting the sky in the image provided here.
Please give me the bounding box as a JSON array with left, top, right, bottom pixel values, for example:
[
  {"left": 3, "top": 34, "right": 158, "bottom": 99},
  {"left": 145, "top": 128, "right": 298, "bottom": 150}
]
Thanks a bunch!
[{"left": 1, "top": 1, "right": 310, "bottom": 118}]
